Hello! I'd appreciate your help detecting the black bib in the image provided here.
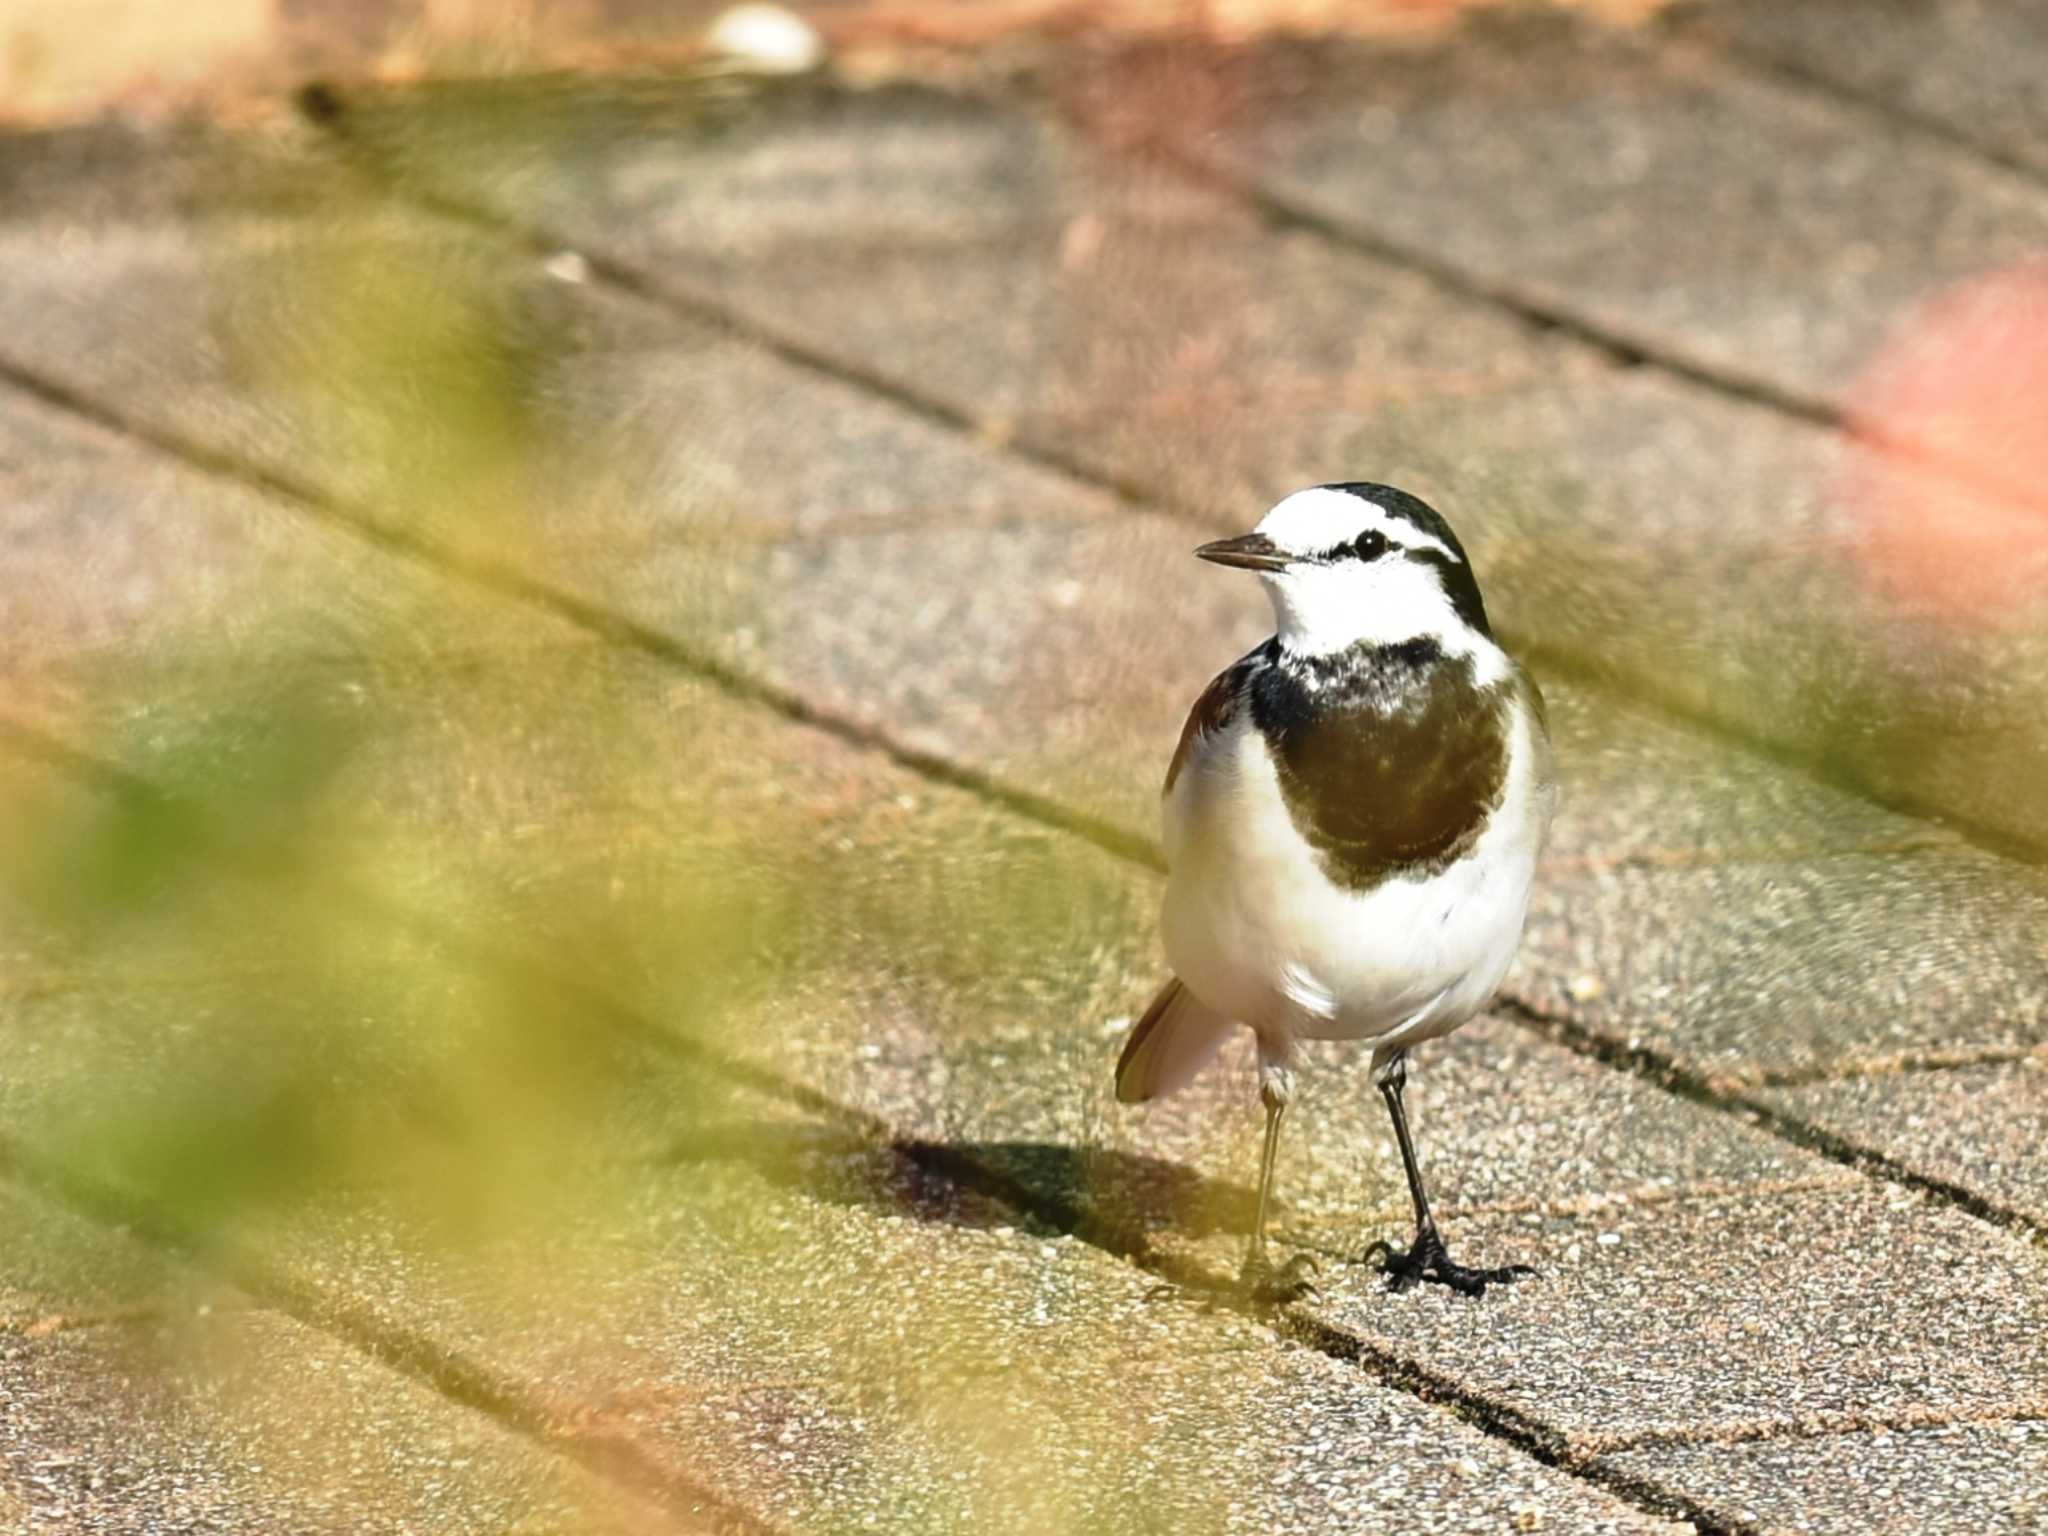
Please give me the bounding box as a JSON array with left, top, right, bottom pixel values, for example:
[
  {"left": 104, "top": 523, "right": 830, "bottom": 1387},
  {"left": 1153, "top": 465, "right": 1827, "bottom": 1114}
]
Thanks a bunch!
[{"left": 1250, "top": 641, "right": 1510, "bottom": 892}]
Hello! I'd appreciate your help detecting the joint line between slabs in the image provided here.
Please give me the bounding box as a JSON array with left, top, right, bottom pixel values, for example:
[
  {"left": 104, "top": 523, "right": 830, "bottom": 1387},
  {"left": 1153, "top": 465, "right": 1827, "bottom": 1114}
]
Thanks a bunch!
[
  {"left": 1139, "top": 134, "right": 1837, "bottom": 427},
  {"left": 0, "top": 350, "right": 1164, "bottom": 882},
  {"left": 1600, "top": 1398, "right": 2048, "bottom": 1461},
  {"left": 1508, "top": 639, "right": 2048, "bottom": 874},
  {"left": 1743, "top": 1044, "right": 2048, "bottom": 1091},
  {"left": 1498, "top": 1000, "right": 2048, "bottom": 1250},
  {"left": 895, "top": 1136, "right": 1753, "bottom": 1536},
  {"left": 1668, "top": 18, "right": 2048, "bottom": 195},
  {"left": 0, "top": 1127, "right": 784, "bottom": 1536}
]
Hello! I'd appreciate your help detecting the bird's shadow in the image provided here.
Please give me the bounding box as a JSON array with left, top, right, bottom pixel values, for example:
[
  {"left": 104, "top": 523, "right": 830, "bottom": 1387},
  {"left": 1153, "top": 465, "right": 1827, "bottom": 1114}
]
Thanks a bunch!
[{"left": 654, "top": 1120, "right": 1258, "bottom": 1274}]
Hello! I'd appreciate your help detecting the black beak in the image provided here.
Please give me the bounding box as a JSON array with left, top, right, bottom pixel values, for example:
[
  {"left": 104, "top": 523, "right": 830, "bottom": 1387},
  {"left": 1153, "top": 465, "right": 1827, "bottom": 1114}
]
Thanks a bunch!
[{"left": 1194, "top": 532, "right": 1291, "bottom": 572}]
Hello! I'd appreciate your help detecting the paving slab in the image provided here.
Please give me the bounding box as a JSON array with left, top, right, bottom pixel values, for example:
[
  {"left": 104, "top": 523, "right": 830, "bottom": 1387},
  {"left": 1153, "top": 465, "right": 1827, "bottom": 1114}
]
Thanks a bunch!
[
  {"left": 0, "top": 657, "right": 950, "bottom": 1229},
  {"left": 1520, "top": 847, "right": 2048, "bottom": 1083},
  {"left": 0, "top": 1182, "right": 187, "bottom": 1334},
  {"left": 0, "top": 134, "right": 1118, "bottom": 560},
  {"left": 1759, "top": 1059, "right": 2048, "bottom": 1226},
  {"left": 1203, "top": 13, "right": 2048, "bottom": 404},
  {"left": 0, "top": 116, "right": 342, "bottom": 224},
  {"left": 0, "top": 1181, "right": 643, "bottom": 1534},
  {"left": 1306, "top": 1184, "right": 2048, "bottom": 1452},
  {"left": 1603, "top": 1419, "right": 2048, "bottom": 1536},
  {"left": 0, "top": 1307, "right": 649, "bottom": 1535},
  {"left": 1702, "top": 0, "right": 2048, "bottom": 179},
  {"left": 322, "top": 72, "right": 1595, "bottom": 521},
  {"left": 0, "top": 387, "right": 572, "bottom": 732}
]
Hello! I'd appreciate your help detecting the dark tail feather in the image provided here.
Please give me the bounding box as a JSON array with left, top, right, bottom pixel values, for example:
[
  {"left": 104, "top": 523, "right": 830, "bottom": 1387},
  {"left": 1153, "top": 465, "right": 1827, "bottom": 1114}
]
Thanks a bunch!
[{"left": 1115, "top": 977, "right": 1235, "bottom": 1104}]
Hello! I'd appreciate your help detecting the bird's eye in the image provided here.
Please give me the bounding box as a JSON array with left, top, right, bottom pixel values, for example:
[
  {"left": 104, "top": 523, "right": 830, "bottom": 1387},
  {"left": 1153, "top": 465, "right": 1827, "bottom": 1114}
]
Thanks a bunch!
[{"left": 1349, "top": 530, "right": 1389, "bottom": 561}]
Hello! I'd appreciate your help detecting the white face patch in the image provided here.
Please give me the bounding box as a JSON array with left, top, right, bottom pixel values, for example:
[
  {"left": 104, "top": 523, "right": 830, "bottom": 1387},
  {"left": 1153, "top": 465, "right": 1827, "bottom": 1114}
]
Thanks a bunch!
[
  {"left": 1246, "top": 487, "right": 1503, "bottom": 679},
  {"left": 1262, "top": 556, "right": 1484, "bottom": 662},
  {"left": 1254, "top": 487, "right": 1460, "bottom": 564}
]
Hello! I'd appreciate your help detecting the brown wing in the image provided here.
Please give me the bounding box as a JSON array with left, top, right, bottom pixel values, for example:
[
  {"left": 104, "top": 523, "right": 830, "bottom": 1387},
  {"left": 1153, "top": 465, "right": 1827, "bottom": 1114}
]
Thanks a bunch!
[{"left": 1164, "top": 659, "right": 1251, "bottom": 795}]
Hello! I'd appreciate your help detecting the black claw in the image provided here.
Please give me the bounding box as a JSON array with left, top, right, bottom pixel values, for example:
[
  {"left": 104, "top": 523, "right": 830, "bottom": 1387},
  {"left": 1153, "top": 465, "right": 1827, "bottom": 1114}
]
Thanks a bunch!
[
  {"left": 1240, "top": 1250, "right": 1320, "bottom": 1307},
  {"left": 1365, "top": 1232, "right": 1533, "bottom": 1297}
]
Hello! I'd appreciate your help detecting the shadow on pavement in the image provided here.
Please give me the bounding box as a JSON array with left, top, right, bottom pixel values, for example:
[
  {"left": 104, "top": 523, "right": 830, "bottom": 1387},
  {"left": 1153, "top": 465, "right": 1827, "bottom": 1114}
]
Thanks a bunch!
[{"left": 656, "top": 1121, "right": 1257, "bottom": 1265}]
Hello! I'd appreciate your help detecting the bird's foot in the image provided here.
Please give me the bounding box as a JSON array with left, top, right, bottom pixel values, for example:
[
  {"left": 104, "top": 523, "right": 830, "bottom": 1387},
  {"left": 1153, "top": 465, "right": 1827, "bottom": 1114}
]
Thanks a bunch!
[
  {"left": 1363, "top": 1229, "right": 1532, "bottom": 1297},
  {"left": 1239, "top": 1249, "right": 1319, "bottom": 1307}
]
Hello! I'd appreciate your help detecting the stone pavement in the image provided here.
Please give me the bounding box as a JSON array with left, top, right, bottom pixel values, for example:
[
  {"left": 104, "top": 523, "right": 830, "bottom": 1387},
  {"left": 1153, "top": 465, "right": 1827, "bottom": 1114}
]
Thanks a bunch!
[{"left": 3, "top": 3, "right": 2047, "bottom": 1531}]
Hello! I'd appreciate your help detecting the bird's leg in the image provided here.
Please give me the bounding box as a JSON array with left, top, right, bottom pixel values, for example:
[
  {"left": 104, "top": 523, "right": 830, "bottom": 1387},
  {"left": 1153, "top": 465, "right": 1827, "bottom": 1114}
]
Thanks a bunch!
[
  {"left": 1363, "top": 1051, "right": 1532, "bottom": 1297},
  {"left": 1239, "top": 1048, "right": 1318, "bottom": 1306}
]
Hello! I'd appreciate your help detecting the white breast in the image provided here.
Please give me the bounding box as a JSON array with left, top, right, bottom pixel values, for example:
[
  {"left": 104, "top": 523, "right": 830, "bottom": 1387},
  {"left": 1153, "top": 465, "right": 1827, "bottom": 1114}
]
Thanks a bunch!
[{"left": 1161, "top": 682, "right": 1551, "bottom": 1048}]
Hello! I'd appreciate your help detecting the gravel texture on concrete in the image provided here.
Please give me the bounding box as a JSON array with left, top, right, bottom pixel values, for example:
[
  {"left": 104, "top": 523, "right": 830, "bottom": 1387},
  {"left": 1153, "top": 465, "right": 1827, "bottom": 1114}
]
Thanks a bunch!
[
  {"left": 1761, "top": 1058, "right": 2048, "bottom": 1225},
  {"left": 0, "top": 1184, "right": 642, "bottom": 1534},
  {"left": 1, "top": 1309, "right": 647, "bottom": 1534},
  {"left": 1705, "top": 0, "right": 2048, "bottom": 178},
  {"left": 0, "top": 388, "right": 578, "bottom": 730},
  {"left": 1204, "top": 13, "right": 2048, "bottom": 404},
  {"left": 1520, "top": 846, "right": 2048, "bottom": 1080},
  {"left": 0, "top": 191, "right": 1116, "bottom": 544},
  {"left": 0, "top": 1183, "right": 185, "bottom": 1331},
  {"left": 268, "top": 1162, "right": 1687, "bottom": 1536},
  {"left": 1306, "top": 1184, "right": 2048, "bottom": 1451},
  {"left": 1603, "top": 1419, "right": 2048, "bottom": 1536}
]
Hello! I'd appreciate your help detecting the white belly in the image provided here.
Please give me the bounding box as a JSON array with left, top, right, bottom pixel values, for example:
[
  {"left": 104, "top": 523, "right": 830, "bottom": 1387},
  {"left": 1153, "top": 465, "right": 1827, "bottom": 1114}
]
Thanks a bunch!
[{"left": 1162, "top": 705, "right": 1548, "bottom": 1047}]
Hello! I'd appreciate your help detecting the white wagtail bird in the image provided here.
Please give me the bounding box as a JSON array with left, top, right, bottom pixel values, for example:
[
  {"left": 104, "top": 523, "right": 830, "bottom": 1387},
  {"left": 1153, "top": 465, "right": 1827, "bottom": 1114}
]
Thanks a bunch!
[{"left": 1116, "top": 482, "right": 1555, "bottom": 1303}]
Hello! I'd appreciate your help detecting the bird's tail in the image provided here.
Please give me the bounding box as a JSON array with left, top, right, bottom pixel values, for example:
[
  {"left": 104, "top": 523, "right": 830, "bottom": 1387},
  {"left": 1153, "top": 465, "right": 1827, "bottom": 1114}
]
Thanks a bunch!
[{"left": 1114, "top": 977, "right": 1235, "bottom": 1104}]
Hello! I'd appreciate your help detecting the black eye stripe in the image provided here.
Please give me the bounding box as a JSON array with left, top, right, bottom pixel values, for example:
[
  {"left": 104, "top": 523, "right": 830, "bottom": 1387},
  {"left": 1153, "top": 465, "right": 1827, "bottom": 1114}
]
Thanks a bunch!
[{"left": 1314, "top": 530, "right": 1393, "bottom": 561}]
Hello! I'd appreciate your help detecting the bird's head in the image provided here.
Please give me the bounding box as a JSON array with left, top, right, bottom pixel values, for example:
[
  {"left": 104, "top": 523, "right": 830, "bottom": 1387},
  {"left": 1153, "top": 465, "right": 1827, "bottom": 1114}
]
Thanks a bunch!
[{"left": 1197, "top": 483, "right": 1492, "bottom": 659}]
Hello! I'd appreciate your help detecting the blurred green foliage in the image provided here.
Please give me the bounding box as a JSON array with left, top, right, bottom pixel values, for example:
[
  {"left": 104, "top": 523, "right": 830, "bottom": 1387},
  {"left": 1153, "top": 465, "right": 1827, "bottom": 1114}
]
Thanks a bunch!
[{"left": 0, "top": 111, "right": 1185, "bottom": 1530}]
